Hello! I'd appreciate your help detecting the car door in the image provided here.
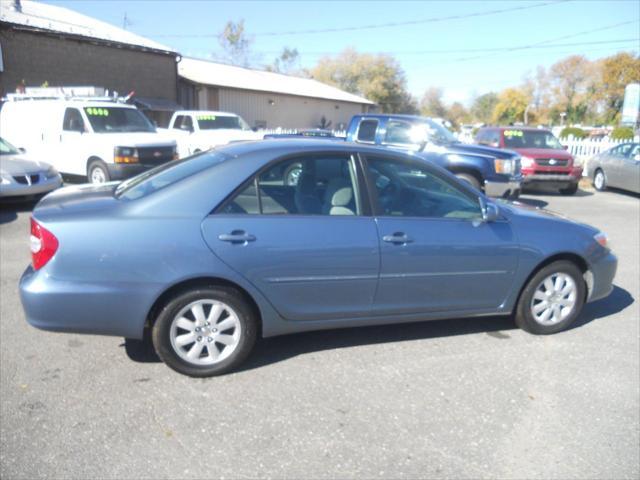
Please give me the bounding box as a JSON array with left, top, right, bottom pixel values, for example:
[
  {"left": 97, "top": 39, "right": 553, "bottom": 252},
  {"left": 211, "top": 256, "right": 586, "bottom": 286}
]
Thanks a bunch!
[
  {"left": 59, "top": 107, "right": 88, "bottom": 175},
  {"left": 362, "top": 153, "right": 519, "bottom": 315},
  {"left": 606, "top": 144, "right": 633, "bottom": 188},
  {"left": 201, "top": 153, "right": 379, "bottom": 321},
  {"left": 620, "top": 143, "right": 640, "bottom": 193}
]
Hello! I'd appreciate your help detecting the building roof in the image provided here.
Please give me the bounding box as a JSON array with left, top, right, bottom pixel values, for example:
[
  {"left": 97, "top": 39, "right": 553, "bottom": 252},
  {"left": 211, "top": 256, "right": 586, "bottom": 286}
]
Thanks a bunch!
[
  {"left": 0, "top": 0, "right": 176, "bottom": 55},
  {"left": 178, "top": 57, "right": 375, "bottom": 106}
]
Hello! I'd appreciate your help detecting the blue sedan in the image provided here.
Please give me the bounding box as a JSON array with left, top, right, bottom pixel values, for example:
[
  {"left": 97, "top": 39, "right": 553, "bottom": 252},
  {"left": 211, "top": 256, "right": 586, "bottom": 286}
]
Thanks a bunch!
[{"left": 20, "top": 140, "right": 617, "bottom": 377}]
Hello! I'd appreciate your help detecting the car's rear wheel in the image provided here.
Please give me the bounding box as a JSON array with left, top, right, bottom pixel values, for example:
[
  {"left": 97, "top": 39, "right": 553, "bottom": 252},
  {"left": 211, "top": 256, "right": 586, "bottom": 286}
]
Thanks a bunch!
[
  {"left": 151, "top": 287, "right": 258, "bottom": 377},
  {"left": 593, "top": 169, "right": 607, "bottom": 191},
  {"left": 559, "top": 183, "right": 579, "bottom": 195},
  {"left": 87, "top": 159, "right": 110, "bottom": 184},
  {"left": 514, "top": 260, "right": 586, "bottom": 335},
  {"left": 455, "top": 173, "right": 481, "bottom": 190}
]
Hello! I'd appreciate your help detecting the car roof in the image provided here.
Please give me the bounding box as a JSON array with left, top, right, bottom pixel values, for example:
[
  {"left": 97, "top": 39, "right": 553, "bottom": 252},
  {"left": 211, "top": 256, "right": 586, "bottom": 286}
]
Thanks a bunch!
[{"left": 355, "top": 114, "right": 435, "bottom": 122}]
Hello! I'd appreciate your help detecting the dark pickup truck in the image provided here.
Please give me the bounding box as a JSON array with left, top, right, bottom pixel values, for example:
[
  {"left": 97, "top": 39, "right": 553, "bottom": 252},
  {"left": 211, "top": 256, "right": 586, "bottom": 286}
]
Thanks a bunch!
[{"left": 345, "top": 115, "right": 522, "bottom": 198}]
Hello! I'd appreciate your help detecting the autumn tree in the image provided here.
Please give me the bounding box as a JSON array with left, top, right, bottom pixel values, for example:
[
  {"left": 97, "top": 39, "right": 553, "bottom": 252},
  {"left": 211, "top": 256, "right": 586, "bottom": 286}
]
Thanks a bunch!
[
  {"left": 597, "top": 52, "right": 640, "bottom": 123},
  {"left": 311, "top": 48, "right": 417, "bottom": 113},
  {"left": 420, "top": 87, "right": 447, "bottom": 118},
  {"left": 218, "top": 20, "right": 252, "bottom": 66},
  {"left": 491, "top": 88, "right": 531, "bottom": 125},
  {"left": 548, "top": 55, "right": 596, "bottom": 124},
  {"left": 266, "top": 47, "right": 302, "bottom": 75}
]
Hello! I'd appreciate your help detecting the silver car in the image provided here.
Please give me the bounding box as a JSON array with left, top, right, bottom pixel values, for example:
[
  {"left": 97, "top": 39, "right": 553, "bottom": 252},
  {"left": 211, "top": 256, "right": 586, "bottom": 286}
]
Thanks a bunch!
[
  {"left": 0, "top": 137, "right": 63, "bottom": 199},
  {"left": 590, "top": 142, "right": 640, "bottom": 194}
]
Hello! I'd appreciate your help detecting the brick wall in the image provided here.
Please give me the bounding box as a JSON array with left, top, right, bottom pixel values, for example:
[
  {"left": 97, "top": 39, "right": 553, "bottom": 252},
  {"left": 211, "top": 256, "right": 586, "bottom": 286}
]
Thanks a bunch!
[{"left": 0, "top": 27, "right": 177, "bottom": 100}]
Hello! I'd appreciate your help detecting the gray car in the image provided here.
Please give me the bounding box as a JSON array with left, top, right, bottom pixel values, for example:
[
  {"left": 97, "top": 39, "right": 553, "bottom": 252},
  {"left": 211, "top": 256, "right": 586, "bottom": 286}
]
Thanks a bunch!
[
  {"left": 0, "top": 137, "right": 63, "bottom": 198},
  {"left": 590, "top": 142, "right": 640, "bottom": 194}
]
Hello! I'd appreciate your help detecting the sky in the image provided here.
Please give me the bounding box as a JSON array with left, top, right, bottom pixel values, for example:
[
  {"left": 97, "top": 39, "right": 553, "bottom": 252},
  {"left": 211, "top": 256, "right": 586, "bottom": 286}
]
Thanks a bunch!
[{"left": 45, "top": 0, "right": 640, "bottom": 105}]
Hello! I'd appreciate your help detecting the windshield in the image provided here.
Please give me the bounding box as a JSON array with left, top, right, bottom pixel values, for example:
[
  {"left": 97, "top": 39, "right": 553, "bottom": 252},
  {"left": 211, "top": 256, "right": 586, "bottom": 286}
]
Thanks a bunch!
[
  {"left": 503, "top": 129, "right": 563, "bottom": 149},
  {"left": 197, "top": 114, "right": 250, "bottom": 131},
  {"left": 83, "top": 107, "right": 156, "bottom": 133},
  {"left": 115, "top": 151, "right": 229, "bottom": 200},
  {"left": 0, "top": 138, "right": 19, "bottom": 155}
]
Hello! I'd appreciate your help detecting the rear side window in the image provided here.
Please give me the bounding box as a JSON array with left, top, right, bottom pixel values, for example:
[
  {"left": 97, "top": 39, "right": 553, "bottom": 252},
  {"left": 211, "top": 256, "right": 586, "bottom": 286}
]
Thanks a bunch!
[
  {"left": 356, "top": 119, "right": 378, "bottom": 143},
  {"left": 116, "top": 152, "right": 229, "bottom": 200}
]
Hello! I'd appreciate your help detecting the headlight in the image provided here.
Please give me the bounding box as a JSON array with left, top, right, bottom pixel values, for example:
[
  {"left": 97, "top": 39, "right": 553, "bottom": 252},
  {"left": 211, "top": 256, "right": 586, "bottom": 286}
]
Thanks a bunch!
[
  {"left": 521, "top": 156, "right": 535, "bottom": 168},
  {"left": 114, "top": 146, "right": 139, "bottom": 164},
  {"left": 494, "top": 158, "right": 514, "bottom": 174},
  {"left": 0, "top": 173, "right": 13, "bottom": 185},
  {"left": 594, "top": 232, "right": 610, "bottom": 250}
]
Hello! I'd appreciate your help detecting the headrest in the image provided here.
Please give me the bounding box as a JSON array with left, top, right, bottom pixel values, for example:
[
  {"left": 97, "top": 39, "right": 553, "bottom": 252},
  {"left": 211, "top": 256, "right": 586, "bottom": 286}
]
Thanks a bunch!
[{"left": 332, "top": 187, "right": 353, "bottom": 207}]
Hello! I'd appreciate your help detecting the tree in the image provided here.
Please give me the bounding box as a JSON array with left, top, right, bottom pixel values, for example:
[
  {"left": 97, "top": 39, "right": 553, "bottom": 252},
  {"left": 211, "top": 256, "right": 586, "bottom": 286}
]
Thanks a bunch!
[
  {"left": 548, "top": 55, "right": 595, "bottom": 124},
  {"left": 597, "top": 52, "right": 640, "bottom": 123},
  {"left": 522, "top": 66, "right": 550, "bottom": 124},
  {"left": 218, "top": 20, "right": 252, "bottom": 66},
  {"left": 311, "top": 48, "right": 417, "bottom": 113},
  {"left": 266, "top": 47, "right": 301, "bottom": 75},
  {"left": 448, "top": 102, "right": 471, "bottom": 129},
  {"left": 491, "top": 88, "right": 530, "bottom": 125},
  {"left": 470, "top": 92, "right": 498, "bottom": 124},
  {"left": 419, "top": 87, "right": 447, "bottom": 118}
]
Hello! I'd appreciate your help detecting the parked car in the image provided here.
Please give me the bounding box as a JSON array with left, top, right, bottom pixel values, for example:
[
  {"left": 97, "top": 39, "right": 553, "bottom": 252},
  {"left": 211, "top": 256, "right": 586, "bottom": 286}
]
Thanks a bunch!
[
  {"left": 346, "top": 115, "right": 522, "bottom": 199},
  {"left": 475, "top": 126, "right": 582, "bottom": 195},
  {"left": 164, "top": 110, "right": 262, "bottom": 157},
  {"left": 590, "top": 142, "right": 640, "bottom": 194},
  {"left": 0, "top": 137, "right": 62, "bottom": 199},
  {"left": 0, "top": 93, "right": 178, "bottom": 184},
  {"left": 20, "top": 140, "right": 617, "bottom": 377}
]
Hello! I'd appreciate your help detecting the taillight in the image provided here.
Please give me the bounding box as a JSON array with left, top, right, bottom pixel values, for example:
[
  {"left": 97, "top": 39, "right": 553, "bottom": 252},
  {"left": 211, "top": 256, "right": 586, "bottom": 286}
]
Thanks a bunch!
[{"left": 30, "top": 217, "right": 58, "bottom": 270}]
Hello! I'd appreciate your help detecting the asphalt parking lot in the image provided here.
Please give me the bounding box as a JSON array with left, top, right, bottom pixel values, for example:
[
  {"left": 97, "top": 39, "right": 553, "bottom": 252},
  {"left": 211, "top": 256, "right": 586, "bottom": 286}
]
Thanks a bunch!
[{"left": 1, "top": 186, "right": 638, "bottom": 479}]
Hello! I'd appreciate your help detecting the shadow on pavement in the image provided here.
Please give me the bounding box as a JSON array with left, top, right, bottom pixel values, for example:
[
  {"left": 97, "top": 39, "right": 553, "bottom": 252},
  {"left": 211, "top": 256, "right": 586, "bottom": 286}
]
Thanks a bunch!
[
  {"left": 123, "top": 284, "right": 633, "bottom": 371},
  {"left": 0, "top": 199, "right": 39, "bottom": 224},
  {"left": 515, "top": 197, "right": 549, "bottom": 208}
]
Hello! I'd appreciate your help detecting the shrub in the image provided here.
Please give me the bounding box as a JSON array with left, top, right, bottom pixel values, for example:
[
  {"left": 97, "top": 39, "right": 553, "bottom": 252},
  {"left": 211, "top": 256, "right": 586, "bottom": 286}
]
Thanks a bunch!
[
  {"left": 559, "top": 127, "right": 587, "bottom": 139},
  {"left": 610, "top": 126, "right": 635, "bottom": 140}
]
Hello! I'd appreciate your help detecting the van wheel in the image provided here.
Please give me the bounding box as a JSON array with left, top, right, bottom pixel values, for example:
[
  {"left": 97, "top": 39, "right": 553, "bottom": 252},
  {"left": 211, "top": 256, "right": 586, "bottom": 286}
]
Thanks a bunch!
[
  {"left": 455, "top": 173, "right": 481, "bottom": 190},
  {"left": 151, "top": 287, "right": 258, "bottom": 377},
  {"left": 87, "top": 160, "right": 110, "bottom": 184},
  {"left": 514, "top": 260, "right": 586, "bottom": 335}
]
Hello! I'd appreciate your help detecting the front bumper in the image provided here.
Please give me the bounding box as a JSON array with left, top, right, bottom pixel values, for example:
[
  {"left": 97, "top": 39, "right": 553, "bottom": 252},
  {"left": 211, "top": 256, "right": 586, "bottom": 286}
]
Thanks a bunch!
[
  {"left": 106, "top": 163, "right": 158, "bottom": 181},
  {"left": 0, "top": 174, "right": 63, "bottom": 198},
  {"left": 484, "top": 177, "right": 522, "bottom": 198},
  {"left": 586, "top": 251, "right": 618, "bottom": 303}
]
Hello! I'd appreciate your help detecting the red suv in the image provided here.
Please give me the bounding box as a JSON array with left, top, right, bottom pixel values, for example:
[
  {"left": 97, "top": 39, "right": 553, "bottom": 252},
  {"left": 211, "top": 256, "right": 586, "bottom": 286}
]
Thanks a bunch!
[{"left": 475, "top": 127, "right": 582, "bottom": 195}]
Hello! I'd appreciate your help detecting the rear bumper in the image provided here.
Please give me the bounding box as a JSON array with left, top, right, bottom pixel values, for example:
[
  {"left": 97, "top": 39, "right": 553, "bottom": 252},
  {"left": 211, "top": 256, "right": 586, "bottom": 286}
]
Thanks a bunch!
[
  {"left": 587, "top": 251, "right": 618, "bottom": 303},
  {"left": 19, "top": 266, "right": 154, "bottom": 339},
  {"left": 484, "top": 177, "right": 522, "bottom": 198}
]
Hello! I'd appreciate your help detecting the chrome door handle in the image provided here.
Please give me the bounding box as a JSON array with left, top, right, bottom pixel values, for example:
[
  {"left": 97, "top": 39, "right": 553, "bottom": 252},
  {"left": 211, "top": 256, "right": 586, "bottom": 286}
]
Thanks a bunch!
[
  {"left": 218, "top": 231, "right": 256, "bottom": 244},
  {"left": 382, "top": 233, "right": 412, "bottom": 244}
]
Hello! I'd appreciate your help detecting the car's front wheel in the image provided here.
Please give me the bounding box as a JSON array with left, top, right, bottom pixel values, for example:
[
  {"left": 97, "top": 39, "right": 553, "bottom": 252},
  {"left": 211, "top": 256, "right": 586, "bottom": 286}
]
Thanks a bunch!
[
  {"left": 514, "top": 260, "right": 586, "bottom": 335},
  {"left": 87, "top": 159, "right": 110, "bottom": 184},
  {"left": 593, "top": 169, "right": 607, "bottom": 191},
  {"left": 152, "top": 286, "right": 258, "bottom": 377}
]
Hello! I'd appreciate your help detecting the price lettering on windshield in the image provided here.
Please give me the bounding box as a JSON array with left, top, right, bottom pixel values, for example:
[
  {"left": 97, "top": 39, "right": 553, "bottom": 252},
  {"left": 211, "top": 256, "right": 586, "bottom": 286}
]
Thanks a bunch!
[
  {"left": 197, "top": 115, "right": 216, "bottom": 120},
  {"left": 85, "top": 108, "right": 109, "bottom": 116},
  {"left": 504, "top": 130, "right": 523, "bottom": 137}
]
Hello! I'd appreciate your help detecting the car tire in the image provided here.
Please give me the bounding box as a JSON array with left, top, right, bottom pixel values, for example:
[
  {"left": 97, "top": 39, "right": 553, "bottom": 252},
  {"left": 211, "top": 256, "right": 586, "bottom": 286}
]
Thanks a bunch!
[
  {"left": 455, "top": 173, "right": 481, "bottom": 190},
  {"left": 559, "top": 183, "right": 579, "bottom": 195},
  {"left": 87, "top": 159, "right": 111, "bottom": 184},
  {"left": 514, "top": 260, "right": 586, "bottom": 335},
  {"left": 151, "top": 286, "right": 258, "bottom": 377},
  {"left": 593, "top": 169, "right": 607, "bottom": 191}
]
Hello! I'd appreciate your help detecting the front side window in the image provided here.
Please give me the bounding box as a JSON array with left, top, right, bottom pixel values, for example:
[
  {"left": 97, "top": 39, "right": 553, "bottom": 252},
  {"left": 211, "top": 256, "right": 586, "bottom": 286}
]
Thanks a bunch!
[
  {"left": 219, "top": 155, "right": 360, "bottom": 216},
  {"left": 63, "top": 108, "right": 85, "bottom": 132},
  {"left": 365, "top": 156, "right": 481, "bottom": 219},
  {"left": 356, "top": 119, "right": 378, "bottom": 143},
  {"left": 83, "top": 107, "right": 155, "bottom": 133},
  {"left": 0, "top": 137, "right": 19, "bottom": 155}
]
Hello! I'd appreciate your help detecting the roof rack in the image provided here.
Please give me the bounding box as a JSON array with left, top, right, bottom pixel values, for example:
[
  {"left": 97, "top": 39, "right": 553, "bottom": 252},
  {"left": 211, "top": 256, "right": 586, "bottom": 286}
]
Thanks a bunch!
[{"left": 3, "top": 86, "right": 131, "bottom": 103}]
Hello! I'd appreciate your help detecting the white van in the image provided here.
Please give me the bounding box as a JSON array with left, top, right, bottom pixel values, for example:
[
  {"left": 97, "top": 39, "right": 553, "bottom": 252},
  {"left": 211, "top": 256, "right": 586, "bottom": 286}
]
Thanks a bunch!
[
  {"left": 164, "top": 110, "right": 261, "bottom": 157},
  {"left": 0, "top": 96, "right": 178, "bottom": 184}
]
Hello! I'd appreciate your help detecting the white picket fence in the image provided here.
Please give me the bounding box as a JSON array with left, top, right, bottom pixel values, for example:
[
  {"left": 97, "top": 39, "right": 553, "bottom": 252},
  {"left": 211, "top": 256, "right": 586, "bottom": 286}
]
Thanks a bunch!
[{"left": 560, "top": 136, "right": 640, "bottom": 175}]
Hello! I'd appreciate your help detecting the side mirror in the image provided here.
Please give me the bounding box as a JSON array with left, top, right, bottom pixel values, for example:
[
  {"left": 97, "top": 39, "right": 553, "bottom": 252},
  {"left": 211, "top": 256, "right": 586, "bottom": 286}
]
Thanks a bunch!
[
  {"left": 18, "top": 147, "right": 26, "bottom": 154},
  {"left": 479, "top": 197, "right": 499, "bottom": 223},
  {"left": 634, "top": 153, "right": 640, "bottom": 162},
  {"left": 562, "top": 145, "right": 569, "bottom": 150}
]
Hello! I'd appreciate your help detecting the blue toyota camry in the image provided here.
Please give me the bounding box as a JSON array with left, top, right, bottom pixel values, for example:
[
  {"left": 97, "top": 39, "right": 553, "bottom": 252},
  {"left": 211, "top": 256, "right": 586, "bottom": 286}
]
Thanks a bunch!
[{"left": 20, "top": 140, "right": 617, "bottom": 376}]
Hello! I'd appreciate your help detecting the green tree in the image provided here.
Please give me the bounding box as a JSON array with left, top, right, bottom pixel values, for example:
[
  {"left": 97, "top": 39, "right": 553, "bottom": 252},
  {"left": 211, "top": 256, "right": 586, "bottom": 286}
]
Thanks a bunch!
[
  {"left": 311, "top": 48, "right": 417, "bottom": 113},
  {"left": 470, "top": 92, "right": 498, "bottom": 124},
  {"left": 218, "top": 20, "right": 252, "bottom": 66},
  {"left": 491, "top": 88, "right": 530, "bottom": 125},
  {"left": 448, "top": 102, "right": 471, "bottom": 129},
  {"left": 597, "top": 52, "right": 640, "bottom": 124},
  {"left": 548, "top": 55, "right": 595, "bottom": 124}
]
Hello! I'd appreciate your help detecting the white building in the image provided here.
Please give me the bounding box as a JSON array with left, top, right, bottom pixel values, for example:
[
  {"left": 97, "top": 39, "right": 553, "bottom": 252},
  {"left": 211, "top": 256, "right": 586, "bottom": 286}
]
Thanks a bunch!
[{"left": 177, "top": 57, "right": 375, "bottom": 130}]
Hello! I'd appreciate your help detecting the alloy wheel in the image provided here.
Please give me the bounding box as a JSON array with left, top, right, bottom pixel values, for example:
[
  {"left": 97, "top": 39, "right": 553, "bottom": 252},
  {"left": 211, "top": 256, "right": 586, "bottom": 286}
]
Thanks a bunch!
[{"left": 530, "top": 272, "right": 577, "bottom": 326}]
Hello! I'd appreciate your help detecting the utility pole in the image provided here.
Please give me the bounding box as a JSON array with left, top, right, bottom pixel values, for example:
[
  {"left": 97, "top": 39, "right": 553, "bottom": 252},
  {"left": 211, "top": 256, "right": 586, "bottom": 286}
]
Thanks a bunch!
[{"left": 122, "top": 12, "right": 132, "bottom": 30}]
